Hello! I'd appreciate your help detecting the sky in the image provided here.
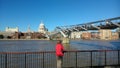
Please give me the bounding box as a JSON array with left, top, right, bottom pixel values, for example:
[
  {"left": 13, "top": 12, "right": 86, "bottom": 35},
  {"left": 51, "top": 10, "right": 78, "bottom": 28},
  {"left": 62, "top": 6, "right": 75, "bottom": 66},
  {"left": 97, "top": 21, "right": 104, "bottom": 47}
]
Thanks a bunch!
[{"left": 0, "top": 0, "right": 120, "bottom": 32}]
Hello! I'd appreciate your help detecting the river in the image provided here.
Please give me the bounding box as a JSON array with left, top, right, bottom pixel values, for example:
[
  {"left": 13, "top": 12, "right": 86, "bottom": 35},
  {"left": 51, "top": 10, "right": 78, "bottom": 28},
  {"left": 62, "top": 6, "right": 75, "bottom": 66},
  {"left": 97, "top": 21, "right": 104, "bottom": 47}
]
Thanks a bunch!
[{"left": 0, "top": 40, "right": 120, "bottom": 52}]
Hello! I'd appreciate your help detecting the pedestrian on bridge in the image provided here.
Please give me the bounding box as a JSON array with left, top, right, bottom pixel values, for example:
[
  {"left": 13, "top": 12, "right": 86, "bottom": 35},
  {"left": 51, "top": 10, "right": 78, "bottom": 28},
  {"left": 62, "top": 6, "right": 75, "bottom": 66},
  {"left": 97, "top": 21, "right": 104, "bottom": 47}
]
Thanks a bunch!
[{"left": 56, "top": 40, "right": 65, "bottom": 68}]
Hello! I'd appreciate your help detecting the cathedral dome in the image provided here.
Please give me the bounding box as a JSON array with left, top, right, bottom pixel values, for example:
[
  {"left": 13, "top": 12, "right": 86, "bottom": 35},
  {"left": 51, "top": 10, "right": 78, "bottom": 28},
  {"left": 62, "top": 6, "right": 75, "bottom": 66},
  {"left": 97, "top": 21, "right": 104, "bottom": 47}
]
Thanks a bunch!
[
  {"left": 38, "top": 21, "right": 48, "bottom": 33},
  {"left": 39, "top": 22, "right": 45, "bottom": 28},
  {"left": 40, "top": 22, "right": 44, "bottom": 26}
]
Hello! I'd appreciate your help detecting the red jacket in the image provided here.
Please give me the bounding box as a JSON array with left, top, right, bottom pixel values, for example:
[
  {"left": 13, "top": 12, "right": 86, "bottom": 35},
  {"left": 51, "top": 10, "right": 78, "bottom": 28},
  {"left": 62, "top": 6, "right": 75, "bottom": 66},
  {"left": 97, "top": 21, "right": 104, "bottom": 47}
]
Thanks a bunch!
[{"left": 56, "top": 43, "right": 64, "bottom": 56}]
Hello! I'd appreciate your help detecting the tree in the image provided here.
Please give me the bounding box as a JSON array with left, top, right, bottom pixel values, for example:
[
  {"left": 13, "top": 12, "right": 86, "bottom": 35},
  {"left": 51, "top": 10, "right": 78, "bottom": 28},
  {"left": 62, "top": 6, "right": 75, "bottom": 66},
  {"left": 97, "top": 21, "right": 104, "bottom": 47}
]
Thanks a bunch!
[
  {"left": 7, "top": 36, "right": 12, "bottom": 39},
  {"left": 0, "top": 35, "right": 4, "bottom": 39},
  {"left": 116, "top": 27, "right": 120, "bottom": 32},
  {"left": 37, "top": 35, "right": 47, "bottom": 39}
]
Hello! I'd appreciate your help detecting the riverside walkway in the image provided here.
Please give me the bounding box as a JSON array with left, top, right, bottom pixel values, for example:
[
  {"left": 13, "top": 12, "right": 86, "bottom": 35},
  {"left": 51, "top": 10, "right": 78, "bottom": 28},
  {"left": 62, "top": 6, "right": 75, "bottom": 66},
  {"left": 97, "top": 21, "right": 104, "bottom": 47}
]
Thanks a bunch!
[{"left": 0, "top": 50, "right": 120, "bottom": 68}]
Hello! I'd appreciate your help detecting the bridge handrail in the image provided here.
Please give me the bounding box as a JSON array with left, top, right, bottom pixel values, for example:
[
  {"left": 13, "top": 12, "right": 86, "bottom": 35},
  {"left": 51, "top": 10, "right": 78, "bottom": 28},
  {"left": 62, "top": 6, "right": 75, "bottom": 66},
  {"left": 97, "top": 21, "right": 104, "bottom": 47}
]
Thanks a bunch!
[{"left": 57, "top": 16, "right": 120, "bottom": 27}]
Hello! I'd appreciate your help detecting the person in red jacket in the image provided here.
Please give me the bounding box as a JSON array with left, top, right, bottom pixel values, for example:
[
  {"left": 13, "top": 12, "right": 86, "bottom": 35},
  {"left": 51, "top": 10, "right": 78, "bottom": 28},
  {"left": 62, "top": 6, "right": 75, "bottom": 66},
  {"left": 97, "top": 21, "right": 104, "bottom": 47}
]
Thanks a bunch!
[{"left": 56, "top": 40, "right": 64, "bottom": 68}]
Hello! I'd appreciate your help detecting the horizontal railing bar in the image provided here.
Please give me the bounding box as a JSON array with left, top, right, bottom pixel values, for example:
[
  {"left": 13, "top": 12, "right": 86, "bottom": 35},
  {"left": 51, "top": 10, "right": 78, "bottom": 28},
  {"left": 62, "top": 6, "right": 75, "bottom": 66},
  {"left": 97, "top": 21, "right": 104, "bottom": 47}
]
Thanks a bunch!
[
  {"left": 65, "top": 50, "right": 120, "bottom": 52},
  {"left": 0, "top": 50, "right": 119, "bottom": 54},
  {"left": 0, "top": 51, "right": 55, "bottom": 54}
]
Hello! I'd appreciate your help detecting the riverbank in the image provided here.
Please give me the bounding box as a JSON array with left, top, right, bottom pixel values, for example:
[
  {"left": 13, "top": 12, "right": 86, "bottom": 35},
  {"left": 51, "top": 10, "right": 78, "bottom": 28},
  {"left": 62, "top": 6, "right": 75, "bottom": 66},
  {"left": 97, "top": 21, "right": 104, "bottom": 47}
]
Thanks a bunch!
[
  {"left": 0, "top": 39, "right": 50, "bottom": 40},
  {"left": 0, "top": 38, "right": 119, "bottom": 41}
]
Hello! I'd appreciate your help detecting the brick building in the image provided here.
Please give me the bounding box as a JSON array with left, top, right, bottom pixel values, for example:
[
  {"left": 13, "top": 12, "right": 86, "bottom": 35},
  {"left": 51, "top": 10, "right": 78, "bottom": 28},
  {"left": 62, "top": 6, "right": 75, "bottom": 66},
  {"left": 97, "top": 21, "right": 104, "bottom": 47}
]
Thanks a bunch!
[
  {"left": 81, "top": 32, "right": 91, "bottom": 40},
  {"left": 91, "top": 32, "right": 100, "bottom": 39},
  {"left": 112, "top": 32, "right": 119, "bottom": 40}
]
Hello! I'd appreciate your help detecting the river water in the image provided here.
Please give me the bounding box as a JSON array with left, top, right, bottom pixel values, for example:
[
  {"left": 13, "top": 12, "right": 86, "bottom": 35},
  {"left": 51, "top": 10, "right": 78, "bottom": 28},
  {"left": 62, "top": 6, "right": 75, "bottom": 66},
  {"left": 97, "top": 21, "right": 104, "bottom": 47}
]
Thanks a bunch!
[{"left": 0, "top": 40, "right": 120, "bottom": 52}]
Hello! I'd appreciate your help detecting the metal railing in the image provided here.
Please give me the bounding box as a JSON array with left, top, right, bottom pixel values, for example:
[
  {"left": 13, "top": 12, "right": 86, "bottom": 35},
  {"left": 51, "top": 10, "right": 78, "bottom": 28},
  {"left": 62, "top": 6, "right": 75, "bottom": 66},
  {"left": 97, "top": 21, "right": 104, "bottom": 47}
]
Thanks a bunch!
[{"left": 0, "top": 50, "right": 120, "bottom": 68}]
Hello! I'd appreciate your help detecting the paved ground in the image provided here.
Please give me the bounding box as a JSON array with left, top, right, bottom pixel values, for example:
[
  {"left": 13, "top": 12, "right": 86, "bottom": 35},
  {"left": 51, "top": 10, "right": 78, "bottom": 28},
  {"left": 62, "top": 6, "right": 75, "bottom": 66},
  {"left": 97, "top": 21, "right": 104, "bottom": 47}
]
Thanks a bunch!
[{"left": 63, "top": 65, "right": 120, "bottom": 68}]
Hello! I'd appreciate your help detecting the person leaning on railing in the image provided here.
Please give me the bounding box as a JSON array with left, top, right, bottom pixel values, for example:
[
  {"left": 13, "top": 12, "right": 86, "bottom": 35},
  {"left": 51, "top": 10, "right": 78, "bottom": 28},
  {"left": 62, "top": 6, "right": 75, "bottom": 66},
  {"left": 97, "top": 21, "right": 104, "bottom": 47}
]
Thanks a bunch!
[{"left": 55, "top": 40, "right": 66, "bottom": 68}]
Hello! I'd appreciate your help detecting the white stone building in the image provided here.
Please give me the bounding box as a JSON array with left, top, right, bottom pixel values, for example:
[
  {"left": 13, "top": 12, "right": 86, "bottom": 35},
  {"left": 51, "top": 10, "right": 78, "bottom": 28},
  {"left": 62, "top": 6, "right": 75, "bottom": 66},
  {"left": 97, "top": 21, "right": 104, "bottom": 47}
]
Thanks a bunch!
[
  {"left": 99, "top": 29, "right": 112, "bottom": 40},
  {"left": 6, "top": 27, "right": 19, "bottom": 32},
  {"left": 70, "top": 32, "right": 82, "bottom": 39},
  {"left": 38, "top": 21, "right": 48, "bottom": 34}
]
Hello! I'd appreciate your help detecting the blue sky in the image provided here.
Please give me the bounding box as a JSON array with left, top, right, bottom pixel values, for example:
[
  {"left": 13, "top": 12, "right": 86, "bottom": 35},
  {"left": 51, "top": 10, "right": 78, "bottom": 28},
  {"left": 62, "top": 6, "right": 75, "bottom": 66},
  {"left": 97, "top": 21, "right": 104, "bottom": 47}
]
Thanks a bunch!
[{"left": 0, "top": 0, "right": 120, "bottom": 32}]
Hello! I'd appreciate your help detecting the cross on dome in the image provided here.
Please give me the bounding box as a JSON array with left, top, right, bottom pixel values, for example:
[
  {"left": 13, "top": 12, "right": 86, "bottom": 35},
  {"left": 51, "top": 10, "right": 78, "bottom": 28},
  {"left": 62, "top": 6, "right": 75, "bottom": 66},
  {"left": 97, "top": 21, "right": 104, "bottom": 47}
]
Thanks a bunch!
[{"left": 40, "top": 21, "right": 44, "bottom": 26}]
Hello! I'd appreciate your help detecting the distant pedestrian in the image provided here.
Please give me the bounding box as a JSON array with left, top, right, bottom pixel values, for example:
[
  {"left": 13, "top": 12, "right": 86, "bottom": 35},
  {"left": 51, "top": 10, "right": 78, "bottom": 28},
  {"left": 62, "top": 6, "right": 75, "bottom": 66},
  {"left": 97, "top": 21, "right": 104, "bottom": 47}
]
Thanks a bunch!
[{"left": 56, "top": 40, "right": 65, "bottom": 68}]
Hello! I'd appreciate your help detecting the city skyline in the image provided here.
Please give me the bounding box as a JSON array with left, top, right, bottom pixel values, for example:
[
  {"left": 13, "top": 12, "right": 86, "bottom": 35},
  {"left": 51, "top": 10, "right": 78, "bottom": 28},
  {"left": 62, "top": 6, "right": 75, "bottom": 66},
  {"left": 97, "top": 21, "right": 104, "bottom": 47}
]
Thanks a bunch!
[{"left": 0, "top": 0, "right": 120, "bottom": 32}]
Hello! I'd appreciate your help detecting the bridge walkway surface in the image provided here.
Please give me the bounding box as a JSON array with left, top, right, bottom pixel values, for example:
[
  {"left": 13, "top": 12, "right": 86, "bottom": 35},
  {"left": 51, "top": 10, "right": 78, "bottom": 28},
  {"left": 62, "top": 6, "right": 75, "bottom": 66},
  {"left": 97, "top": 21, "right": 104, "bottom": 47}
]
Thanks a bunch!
[{"left": 0, "top": 50, "right": 120, "bottom": 68}]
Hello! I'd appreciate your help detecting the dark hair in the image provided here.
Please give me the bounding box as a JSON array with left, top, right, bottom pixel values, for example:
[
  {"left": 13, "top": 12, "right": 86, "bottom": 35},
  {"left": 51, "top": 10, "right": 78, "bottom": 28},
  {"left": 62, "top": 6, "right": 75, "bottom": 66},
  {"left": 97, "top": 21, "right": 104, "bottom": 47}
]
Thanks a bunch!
[{"left": 57, "top": 40, "right": 62, "bottom": 44}]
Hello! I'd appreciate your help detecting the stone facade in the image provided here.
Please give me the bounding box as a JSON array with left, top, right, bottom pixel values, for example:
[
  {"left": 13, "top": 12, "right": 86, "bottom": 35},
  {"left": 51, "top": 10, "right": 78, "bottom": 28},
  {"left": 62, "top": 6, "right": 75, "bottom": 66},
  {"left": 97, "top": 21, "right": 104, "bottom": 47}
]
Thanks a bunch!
[
  {"left": 0, "top": 31, "right": 14, "bottom": 39},
  {"left": 11, "top": 32, "right": 46, "bottom": 39},
  {"left": 70, "top": 32, "right": 82, "bottom": 39},
  {"left": 99, "top": 29, "right": 112, "bottom": 40},
  {"left": 6, "top": 27, "right": 19, "bottom": 32}
]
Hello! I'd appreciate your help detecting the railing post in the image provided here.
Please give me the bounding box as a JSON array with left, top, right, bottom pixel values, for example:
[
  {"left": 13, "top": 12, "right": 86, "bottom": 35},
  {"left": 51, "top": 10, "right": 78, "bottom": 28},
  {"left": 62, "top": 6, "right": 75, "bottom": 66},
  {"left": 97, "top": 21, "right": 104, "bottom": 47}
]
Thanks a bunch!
[
  {"left": 118, "top": 50, "right": 119, "bottom": 65},
  {"left": 25, "top": 53, "right": 26, "bottom": 68},
  {"left": 43, "top": 52, "right": 44, "bottom": 68},
  {"left": 90, "top": 51, "right": 92, "bottom": 68},
  {"left": 5, "top": 54, "right": 7, "bottom": 68},
  {"left": 75, "top": 51, "right": 77, "bottom": 68},
  {"left": 0, "top": 54, "right": 2, "bottom": 68},
  {"left": 104, "top": 51, "right": 106, "bottom": 66}
]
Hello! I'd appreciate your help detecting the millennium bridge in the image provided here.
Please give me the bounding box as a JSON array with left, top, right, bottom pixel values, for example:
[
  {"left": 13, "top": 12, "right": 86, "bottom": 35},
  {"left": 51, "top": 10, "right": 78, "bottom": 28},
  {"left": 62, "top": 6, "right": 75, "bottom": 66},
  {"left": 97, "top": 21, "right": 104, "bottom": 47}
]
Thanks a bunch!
[{"left": 48, "top": 17, "right": 120, "bottom": 38}]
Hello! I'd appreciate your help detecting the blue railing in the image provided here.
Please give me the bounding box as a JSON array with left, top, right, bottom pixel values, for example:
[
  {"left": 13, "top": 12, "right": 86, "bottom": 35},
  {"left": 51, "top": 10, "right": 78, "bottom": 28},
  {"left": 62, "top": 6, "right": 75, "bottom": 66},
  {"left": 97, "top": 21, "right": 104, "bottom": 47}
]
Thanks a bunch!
[{"left": 0, "top": 50, "right": 120, "bottom": 68}]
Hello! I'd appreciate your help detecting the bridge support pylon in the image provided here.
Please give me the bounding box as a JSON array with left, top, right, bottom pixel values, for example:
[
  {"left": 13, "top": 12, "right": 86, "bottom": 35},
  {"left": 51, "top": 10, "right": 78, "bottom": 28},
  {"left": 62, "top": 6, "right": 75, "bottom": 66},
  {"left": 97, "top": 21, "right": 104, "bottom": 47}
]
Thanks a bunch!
[{"left": 62, "top": 37, "right": 70, "bottom": 44}]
